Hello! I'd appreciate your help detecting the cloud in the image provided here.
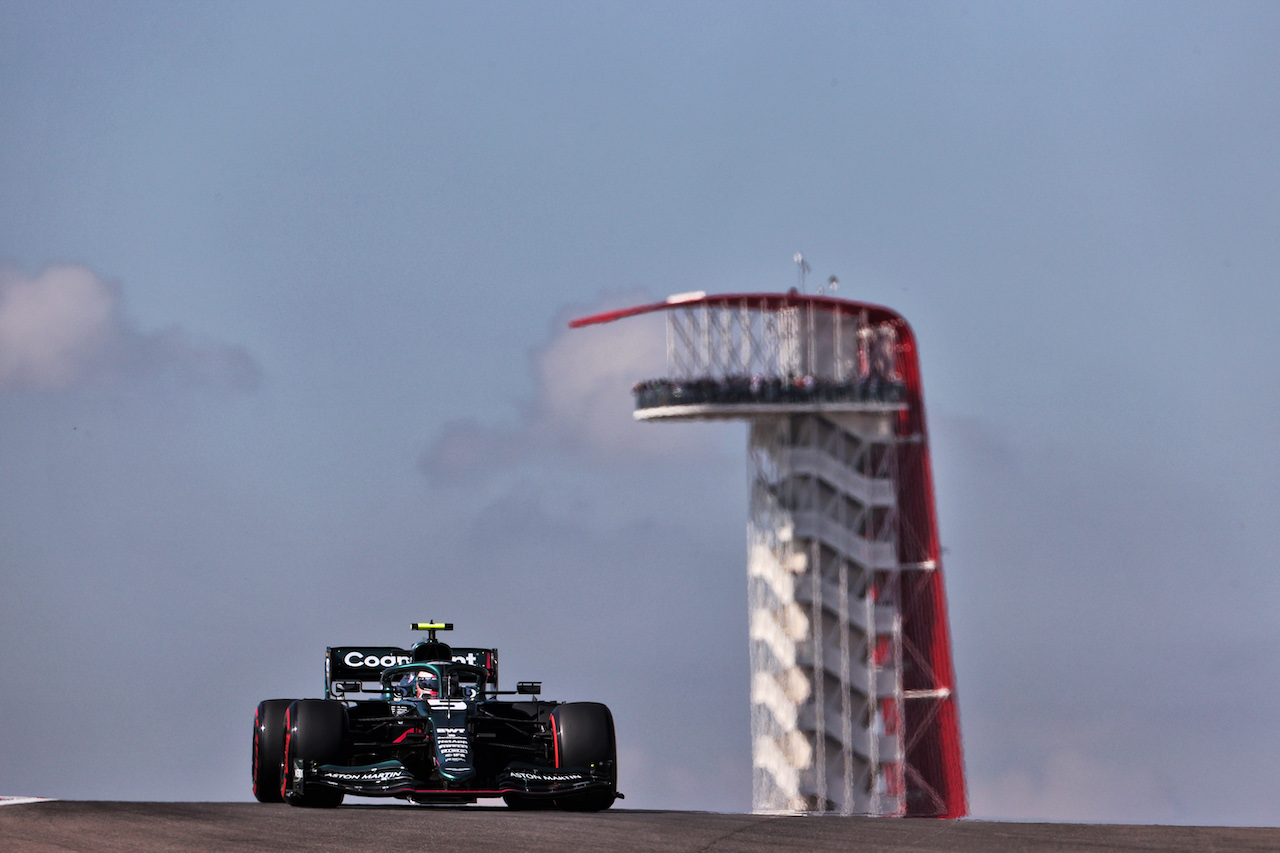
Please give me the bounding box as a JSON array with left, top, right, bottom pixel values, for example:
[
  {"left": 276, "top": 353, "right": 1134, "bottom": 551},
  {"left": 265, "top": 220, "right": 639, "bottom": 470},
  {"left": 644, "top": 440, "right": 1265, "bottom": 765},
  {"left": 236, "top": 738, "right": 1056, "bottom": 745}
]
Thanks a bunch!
[
  {"left": 419, "top": 299, "right": 728, "bottom": 484},
  {"left": 411, "top": 302, "right": 755, "bottom": 811},
  {"left": 0, "top": 264, "right": 260, "bottom": 393},
  {"left": 0, "top": 265, "right": 113, "bottom": 389}
]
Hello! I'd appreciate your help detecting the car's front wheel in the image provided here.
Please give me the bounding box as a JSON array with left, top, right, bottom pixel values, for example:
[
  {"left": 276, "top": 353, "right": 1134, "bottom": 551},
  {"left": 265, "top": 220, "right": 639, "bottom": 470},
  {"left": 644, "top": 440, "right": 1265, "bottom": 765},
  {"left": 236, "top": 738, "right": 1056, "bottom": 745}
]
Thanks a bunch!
[
  {"left": 550, "top": 702, "right": 617, "bottom": 811},
  {"left": 282, "top": 699, "right": 348, "bottom": 808}
]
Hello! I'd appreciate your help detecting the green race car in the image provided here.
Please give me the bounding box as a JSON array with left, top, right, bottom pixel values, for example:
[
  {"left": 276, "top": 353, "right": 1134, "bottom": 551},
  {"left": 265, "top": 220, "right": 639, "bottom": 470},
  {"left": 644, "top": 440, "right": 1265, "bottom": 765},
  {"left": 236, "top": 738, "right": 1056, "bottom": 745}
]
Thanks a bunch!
[{"left": 252, "top": 623, "right": 619, "bottom": 810}]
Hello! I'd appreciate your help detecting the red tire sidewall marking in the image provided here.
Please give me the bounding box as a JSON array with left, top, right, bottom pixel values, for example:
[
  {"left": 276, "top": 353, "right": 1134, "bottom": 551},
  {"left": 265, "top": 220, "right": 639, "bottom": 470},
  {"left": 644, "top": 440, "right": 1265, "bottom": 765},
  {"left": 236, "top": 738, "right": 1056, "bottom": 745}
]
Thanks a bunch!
[
  {"left": 252, "top": 708, "right": 261, "bottom": 797},
  {"left": 281, "top": 707, "right": 292, "bottom": 800}
]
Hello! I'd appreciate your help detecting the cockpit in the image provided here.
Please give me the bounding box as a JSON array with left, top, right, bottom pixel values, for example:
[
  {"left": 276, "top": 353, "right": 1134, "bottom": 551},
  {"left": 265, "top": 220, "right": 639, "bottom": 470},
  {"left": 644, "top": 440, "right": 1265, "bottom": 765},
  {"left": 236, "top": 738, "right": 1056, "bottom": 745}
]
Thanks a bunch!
[{"left": 383, "top": 662, "right": 486, "bottom": 704}]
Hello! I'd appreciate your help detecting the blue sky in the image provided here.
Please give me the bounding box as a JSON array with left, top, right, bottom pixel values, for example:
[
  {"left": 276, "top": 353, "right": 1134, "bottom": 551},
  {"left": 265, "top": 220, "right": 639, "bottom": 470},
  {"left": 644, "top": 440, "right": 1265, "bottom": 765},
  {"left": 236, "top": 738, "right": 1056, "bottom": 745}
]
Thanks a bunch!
[{"left": 3, "top": 1, "right": 1280, "bottom": 822}]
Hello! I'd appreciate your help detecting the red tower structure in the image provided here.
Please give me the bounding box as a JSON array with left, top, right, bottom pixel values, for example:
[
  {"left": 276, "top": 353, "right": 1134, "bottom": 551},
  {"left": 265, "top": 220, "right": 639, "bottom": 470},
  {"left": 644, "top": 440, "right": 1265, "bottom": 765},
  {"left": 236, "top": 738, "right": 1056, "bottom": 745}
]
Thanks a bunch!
[{"left": 572, "top": 291, "right": 966, "bottom": 817}]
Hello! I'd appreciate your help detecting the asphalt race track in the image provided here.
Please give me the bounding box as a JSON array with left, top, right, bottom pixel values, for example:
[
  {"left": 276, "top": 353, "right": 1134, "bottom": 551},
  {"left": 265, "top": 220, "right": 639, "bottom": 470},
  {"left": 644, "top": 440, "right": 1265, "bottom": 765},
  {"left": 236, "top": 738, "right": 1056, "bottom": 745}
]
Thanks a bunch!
[{"left": 2, "top": 802, "right": 1279, "bottom": 853}]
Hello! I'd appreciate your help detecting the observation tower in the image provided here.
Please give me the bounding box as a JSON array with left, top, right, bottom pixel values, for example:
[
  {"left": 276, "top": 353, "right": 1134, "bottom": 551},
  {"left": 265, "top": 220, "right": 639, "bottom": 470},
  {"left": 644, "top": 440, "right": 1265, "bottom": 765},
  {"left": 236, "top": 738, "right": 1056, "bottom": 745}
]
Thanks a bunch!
[{"left": 571, "top": 290, "right": 966, "bottom": 817}]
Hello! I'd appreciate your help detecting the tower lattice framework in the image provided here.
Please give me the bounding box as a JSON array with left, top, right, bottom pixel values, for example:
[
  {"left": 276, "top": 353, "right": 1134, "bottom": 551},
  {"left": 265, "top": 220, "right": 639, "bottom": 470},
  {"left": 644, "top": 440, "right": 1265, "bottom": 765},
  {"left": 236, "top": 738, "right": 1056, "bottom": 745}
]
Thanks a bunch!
[{"left": 571, "top": 291, "right": 966, "bottom": 817}]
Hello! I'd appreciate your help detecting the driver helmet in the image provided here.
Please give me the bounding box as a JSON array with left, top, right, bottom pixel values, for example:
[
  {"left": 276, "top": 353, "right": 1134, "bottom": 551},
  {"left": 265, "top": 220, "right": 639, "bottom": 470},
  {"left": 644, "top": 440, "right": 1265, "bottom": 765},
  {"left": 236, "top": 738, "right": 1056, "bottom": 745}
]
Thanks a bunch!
[{"left": 413, "top": 670, "right": 439, "bottom": 699}]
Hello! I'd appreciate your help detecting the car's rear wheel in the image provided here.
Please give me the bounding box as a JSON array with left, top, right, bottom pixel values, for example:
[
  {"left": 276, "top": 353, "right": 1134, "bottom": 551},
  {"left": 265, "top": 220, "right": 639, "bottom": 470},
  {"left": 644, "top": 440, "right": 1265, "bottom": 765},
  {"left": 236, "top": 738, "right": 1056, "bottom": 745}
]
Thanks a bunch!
[
  {"left": 282, "top": 699, "right": 348, "bottom": 808},
  {"left": 550, "top": 702, "right": 617, "bottom": 811},
  {"left": 252, "top": 699, "right": 293, "bottom": 803}
]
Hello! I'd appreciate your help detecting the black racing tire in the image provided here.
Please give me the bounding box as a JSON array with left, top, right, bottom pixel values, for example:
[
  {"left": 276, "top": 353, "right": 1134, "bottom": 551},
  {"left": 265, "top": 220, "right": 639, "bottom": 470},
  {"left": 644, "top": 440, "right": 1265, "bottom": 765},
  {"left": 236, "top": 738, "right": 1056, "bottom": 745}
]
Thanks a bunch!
[
  {"left": 550, "top": 702, "right": 617, "bottom": 812},
  {"left": 252, "top": 699, "right": 293, "bottom": 803},
  {"left": 283, "top": 699, "right": 348, "bottom": 808}
]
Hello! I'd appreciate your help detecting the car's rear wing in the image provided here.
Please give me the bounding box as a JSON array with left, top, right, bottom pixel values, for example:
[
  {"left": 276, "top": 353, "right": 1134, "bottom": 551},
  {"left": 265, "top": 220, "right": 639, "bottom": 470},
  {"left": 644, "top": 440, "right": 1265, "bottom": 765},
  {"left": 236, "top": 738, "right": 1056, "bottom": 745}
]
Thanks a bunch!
[{"left": 325, "top": 646, "right": 499, "bottom": 698}]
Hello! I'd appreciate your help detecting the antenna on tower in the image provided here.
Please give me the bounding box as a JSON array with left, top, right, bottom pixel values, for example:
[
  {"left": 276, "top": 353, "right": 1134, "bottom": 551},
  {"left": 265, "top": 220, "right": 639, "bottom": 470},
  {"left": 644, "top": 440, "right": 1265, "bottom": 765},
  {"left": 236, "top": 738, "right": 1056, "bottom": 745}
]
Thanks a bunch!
[
  {"left": 828, "top": 275, "right": 839, "bottom": 293},
  {"left": 793, "top": 253, "right": 810, "bottom": 292}
]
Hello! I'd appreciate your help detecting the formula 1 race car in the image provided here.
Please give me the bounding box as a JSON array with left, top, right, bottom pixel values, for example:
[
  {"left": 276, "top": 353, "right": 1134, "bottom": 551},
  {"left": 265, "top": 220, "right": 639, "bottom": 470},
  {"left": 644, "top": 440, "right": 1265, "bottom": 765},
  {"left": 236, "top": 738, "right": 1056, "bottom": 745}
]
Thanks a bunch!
[{"left": 251, "top": 623, "right": 619, "bottom": 810}]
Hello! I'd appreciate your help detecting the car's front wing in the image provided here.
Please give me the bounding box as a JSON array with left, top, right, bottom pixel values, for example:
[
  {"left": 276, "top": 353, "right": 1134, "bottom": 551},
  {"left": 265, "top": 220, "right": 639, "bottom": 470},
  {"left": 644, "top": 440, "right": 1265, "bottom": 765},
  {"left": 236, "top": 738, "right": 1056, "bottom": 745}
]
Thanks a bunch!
[{"left": 303, "top": 759, "right": 611, "bottom": 800}]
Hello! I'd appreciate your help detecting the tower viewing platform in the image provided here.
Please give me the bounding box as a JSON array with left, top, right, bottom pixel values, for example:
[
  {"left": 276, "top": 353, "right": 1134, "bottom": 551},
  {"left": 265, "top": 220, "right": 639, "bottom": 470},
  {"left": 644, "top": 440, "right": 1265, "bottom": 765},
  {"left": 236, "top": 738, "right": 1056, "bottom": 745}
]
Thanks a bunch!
[{"left": 572, "top": 290, "right": 967, "bottom": 818}]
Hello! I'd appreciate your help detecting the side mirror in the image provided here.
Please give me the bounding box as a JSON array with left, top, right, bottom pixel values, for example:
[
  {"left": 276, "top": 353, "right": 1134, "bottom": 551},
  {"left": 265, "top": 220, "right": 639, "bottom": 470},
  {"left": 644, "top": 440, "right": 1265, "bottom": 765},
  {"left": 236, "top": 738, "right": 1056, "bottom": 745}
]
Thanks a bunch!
[{"left": 516, "top": 682, "right": 542, "bottom": 695}]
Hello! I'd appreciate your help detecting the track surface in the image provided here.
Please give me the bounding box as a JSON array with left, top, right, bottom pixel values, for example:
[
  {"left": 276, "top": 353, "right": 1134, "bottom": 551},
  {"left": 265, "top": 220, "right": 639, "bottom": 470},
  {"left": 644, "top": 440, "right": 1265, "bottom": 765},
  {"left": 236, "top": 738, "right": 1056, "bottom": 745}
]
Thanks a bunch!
[{"left": 2, "top": 802, "right": 1279, "bottom": 852}]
